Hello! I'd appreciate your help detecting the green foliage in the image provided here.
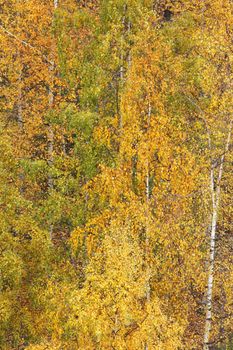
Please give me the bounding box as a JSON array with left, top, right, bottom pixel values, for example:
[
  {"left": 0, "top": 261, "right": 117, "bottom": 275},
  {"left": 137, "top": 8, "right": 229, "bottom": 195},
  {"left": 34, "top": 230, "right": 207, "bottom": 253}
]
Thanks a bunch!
[{"left": 0, "top": 1, "right": 232, "bottom": 349}]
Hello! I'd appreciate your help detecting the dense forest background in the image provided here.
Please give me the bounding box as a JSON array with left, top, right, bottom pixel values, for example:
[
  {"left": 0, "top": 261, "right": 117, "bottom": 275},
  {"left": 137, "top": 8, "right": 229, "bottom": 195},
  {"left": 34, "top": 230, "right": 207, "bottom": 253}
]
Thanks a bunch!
[{"left": 0, "top": 0, "right": 232, "bottom": 349}]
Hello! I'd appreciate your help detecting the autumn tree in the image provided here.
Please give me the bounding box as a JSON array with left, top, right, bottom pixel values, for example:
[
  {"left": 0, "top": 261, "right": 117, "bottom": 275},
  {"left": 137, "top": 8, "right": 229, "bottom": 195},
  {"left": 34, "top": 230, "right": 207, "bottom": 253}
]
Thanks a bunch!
[{"left": 0, "top": 1, "right": 232, "bottom": 349}]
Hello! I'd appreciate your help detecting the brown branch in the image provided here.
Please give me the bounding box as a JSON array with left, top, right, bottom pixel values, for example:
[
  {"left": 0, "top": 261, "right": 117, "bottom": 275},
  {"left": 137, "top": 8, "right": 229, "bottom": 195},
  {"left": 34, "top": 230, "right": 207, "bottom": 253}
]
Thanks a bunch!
[{"left": 124, "top": 313, "right": 148, "bottom": 339}]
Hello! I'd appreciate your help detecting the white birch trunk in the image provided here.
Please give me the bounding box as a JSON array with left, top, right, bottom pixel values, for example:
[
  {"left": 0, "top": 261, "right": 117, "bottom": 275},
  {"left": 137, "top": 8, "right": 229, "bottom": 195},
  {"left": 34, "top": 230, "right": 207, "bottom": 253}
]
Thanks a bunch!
[
  {"left": 203, "top": 203, "right": 217, "bottom": 350},
  {"left": 48, "top": 64, "right": 54, "bottom": 192},
  {"left": 145, "top": 156, "right": 150, "bottom": 304},
  {"left": 203, "top": 119, "right": 232, "bottom": 350},
  {"left": 146, "top": 102, "right": 152, "bottom": 205}
]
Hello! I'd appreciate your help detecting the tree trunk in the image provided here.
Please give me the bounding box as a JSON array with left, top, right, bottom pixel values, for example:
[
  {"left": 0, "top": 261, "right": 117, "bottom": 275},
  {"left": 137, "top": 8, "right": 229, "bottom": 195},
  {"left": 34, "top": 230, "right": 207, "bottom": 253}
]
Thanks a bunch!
[
  {"left": 17, "top": 70, "right": 24, "bottom": 131},
  {"left": 48, "top": 60, "right": 55, "bottom": 193},
  {"left": 144, "top": 102, "right": 152, "bottom": 350},
  {"left": 47, "top": 0, "right": 58, "bottom": 239},
  {"left": 203, "top": 205, "right": 218, "bottom": 350},
  {"left": 145, "top": 101, "right": 151, "bottom": 301},
  {"left": 203, "top": 119, "right": 232, "bottom": 350},
  {"left": 17, "top": 67, "right": 25, "bottom": 195},
  {"left": 118, "top": 3, "right": 127, "bottom": 130}
]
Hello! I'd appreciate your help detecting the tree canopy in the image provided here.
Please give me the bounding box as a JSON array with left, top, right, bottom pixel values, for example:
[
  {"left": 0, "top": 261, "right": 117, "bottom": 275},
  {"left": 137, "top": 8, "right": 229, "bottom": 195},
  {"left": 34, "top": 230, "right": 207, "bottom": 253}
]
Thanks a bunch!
[{"left": 0, "top": 1, "right": 232, "bottom": 349}]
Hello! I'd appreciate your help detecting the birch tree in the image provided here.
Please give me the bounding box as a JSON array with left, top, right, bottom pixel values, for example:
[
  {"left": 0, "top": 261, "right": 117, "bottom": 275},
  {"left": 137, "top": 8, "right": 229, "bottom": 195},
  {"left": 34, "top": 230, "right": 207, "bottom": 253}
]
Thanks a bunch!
[
  {"left": 181, "top": 1, "right": 233, "bottom": 346},
  {"left": 203, "top": 121, "right": 232, "bottom": 350}
]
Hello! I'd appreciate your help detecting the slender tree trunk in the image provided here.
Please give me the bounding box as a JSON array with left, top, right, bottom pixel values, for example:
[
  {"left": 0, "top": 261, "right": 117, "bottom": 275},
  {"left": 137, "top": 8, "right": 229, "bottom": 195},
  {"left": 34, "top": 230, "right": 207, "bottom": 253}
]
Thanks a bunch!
[
  {"left": 16, "top": 2, "right": 24, "bottom": 194},
  {"left": 145, "top": 155, "right": 150, "bottom": 305},
  {"left": 17, "top": 67, "right": 25, "bottom": 195},
  {"left": 17, "top": 70, "right": 24, "bottom": 131},
  {"left": 145, "top": 101, "right": 151, "bottom": 300},
  {"left": 120, "top": 4, "right": 126, "bottom": 81},
  {"left": 203, "top": 201, "right": 217, "bottom": 350},
  {"left": 48, "top": 66, "right": 55, "bottom": 241},
  {"left": 48, "top": 0, "right": 58, "bottom": 239},
  {"left": 146, "top": 102, "right": 151, "bottom": 204},
  {"left": 203, "top": 119, "right": 232, "bottom": 350},
  {"left": 127, "top": 20, "right": 131, "bottom": 69},
  {"left": 48, "top": 60, "right": 55, "bottom": 192},
  {"left": 118, "top": 4, "right": 127, "bottom": 130},
  {"left": 144, "top": 102, "right": 152, "bottom": 350}
]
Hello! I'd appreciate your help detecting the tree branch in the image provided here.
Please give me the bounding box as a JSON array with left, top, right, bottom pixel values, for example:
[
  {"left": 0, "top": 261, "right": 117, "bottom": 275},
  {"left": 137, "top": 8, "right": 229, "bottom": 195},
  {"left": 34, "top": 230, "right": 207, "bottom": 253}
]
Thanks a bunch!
[{"left": 0, "top": 24, "right": 53, "bottom": 65}]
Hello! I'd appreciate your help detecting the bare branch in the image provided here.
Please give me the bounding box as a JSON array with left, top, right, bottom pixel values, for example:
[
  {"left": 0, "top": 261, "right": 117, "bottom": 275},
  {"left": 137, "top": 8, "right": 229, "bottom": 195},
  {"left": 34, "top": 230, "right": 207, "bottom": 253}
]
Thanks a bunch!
[{"left": 0, "top": 24, "right": 53, "bottom": 65}]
